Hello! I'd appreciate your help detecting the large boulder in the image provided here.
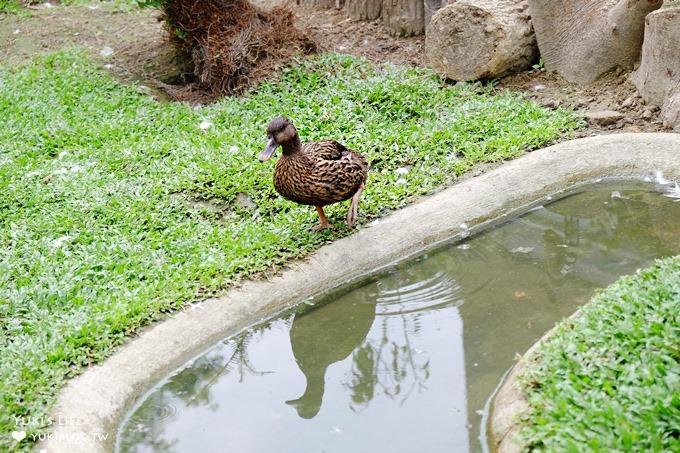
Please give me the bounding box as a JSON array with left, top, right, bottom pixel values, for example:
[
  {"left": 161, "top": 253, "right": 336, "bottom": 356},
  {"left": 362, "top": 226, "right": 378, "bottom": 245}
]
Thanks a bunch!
[{"left": 425, "top": 0, "right": 537, "bottom": 81}]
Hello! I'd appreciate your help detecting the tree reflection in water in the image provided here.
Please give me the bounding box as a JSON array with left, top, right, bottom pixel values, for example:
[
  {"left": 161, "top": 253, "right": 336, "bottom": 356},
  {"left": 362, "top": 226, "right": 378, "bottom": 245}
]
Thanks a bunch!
[
  {"left": 119, "top": 329, "right": 274, "bottom": 451},
  {"left": 344, "top": 316, "right": 432, "bottom": 413}
]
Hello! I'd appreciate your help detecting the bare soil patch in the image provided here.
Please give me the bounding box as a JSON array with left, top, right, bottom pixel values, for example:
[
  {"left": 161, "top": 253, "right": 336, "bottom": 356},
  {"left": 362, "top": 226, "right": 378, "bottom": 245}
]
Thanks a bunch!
[
  {"left": 0, "top": 3, "right": 182, "bottom": 82},
  {"left": 0, "top": 3, "right": 674, "bottom": 136}
]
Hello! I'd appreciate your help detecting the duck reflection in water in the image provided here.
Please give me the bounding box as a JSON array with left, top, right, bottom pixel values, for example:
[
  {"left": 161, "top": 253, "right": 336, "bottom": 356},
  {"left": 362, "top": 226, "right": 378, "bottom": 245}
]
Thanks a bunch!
[{"left": 286, "top": 297, "right": 376, "bottom": 419}]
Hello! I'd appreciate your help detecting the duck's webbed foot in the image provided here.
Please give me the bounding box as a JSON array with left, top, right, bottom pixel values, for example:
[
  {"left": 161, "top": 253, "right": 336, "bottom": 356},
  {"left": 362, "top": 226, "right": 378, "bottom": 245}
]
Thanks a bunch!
[{"left": 314, "top": 206, "right": 331, "bottom": 231}]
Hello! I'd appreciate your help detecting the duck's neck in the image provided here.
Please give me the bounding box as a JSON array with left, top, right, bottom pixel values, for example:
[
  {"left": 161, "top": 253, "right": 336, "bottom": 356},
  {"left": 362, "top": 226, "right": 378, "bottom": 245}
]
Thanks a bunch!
[{"left": 280, "top": 135, "right": 302, "bottom": 156}]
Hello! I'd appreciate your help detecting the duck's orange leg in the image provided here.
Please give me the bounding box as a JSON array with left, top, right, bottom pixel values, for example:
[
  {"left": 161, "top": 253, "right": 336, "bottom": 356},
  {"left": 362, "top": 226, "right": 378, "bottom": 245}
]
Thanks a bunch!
[
  {"left": 346, "top": 183, "right": 364, "bottom": 227},
  {"left": 314, "top": 206, "right": 331, "bottom": 231}
]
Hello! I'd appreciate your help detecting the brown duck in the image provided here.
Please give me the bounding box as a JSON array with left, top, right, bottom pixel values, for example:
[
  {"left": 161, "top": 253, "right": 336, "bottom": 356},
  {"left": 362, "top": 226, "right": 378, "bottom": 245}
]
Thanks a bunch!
[{"left": 259, "top": 117, "right": 368, "bottom": 230}]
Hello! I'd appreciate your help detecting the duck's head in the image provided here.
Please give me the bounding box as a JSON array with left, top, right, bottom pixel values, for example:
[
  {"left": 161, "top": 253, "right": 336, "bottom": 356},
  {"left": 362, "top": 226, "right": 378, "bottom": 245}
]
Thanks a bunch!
[{"left": 259, "top": 116, "right": 299, "bottom": 162}]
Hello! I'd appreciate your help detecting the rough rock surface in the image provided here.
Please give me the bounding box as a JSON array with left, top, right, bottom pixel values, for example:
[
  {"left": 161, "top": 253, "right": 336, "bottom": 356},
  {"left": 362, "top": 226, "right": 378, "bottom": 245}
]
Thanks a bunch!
[
  {"left": 585, "top": 110, "right": 624, "bottom": 126},
  {"left": 630, "top": 8, "right": 680, "bottom": 129},
  {"left": 425, "top": 0, "right": 536, "bottom": 81}
]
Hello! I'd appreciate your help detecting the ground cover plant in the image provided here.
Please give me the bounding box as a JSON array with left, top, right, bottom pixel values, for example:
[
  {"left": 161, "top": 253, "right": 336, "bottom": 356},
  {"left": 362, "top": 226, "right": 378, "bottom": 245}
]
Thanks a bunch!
[
  {"left": 0, "top": 49, "right": 580, "bottom": 450},
  {"left": 0, "top": 0, "right": 147, "bottom": 12},
  {"left": 519, "top": 256, "right": 680, "bottom": 452}
]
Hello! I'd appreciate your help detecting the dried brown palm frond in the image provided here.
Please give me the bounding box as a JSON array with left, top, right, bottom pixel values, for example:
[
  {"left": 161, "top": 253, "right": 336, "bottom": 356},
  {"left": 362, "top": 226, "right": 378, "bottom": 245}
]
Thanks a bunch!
[{"left": 161, "top": 0, "right": 317, "bottom": 98}]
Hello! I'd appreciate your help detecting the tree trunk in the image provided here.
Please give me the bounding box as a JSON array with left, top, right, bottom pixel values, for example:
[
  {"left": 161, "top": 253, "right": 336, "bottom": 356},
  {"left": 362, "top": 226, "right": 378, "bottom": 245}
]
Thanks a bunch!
[
  {"left": 424, "top": 0, "right": 446, "bottom": 25},
  {"left": 346, "top": 0, "right": 382, "bottom": 20},
  {"left": 297, "top": 0, "right": 336, "bottom": 9},
  {"left": 425, "top": 0, "right": 537, "bottom": 81},
  {"left": 528, "top": 0, "right": 663, "bottom": 84},
  {"left": 630, "top": 8, "right": 680, "bottom": 128},
  {"left": 382, "top": 0, "right": 425, "bottom": 37},
  {"left": 347, "top": 0, "right": 442, "bottom": 31}
]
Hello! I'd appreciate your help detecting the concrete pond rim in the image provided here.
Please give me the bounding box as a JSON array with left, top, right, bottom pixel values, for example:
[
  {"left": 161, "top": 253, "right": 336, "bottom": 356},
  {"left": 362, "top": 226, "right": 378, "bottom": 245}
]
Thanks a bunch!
[{"left": 40, "top": 133, "right": 680, "bottom": 453}]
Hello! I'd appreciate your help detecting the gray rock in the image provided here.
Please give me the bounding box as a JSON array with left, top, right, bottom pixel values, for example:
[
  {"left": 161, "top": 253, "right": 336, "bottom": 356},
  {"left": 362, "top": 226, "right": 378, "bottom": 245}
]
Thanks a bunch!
[
  {"left": 541, "top": 99, "right": 561, "bottom": 109},
  {"left": 621, "top": 97, "right": 636, "bottom": 109},
  {"left": 425, "top": 1, "right": 537, "bottom": 81},
  {"left": 661, "top": 84, "right": 680, "bottom": 128},
  {"left": 641, "top": 108, "right": 655, "bottom": 120},
  {"left": 585, "top": 110, "right": 624, "bottom": 126}
]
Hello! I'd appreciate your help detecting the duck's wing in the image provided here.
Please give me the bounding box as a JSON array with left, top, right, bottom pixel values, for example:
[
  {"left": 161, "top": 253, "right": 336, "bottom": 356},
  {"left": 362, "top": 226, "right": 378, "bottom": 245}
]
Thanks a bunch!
[
  {"left": 303, "top": 140, "right": 347, "bottom": 161},
  {"left": 305, "top": 140, "right": 367, "bottom": 174},
  {"left": 298, "top": 141, "right": 367, "bottom": 203}
]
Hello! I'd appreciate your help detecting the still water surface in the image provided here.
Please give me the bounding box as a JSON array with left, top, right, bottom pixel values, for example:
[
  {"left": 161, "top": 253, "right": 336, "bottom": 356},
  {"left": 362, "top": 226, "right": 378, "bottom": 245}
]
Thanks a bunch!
[{"left": 118, "top": 180, "right": 680, "bottom": 453}]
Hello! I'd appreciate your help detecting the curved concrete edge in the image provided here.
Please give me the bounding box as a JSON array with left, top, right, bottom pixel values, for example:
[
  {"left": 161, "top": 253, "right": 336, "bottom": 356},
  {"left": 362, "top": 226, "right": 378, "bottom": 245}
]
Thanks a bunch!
[
  {"left": 41, "top": 133, "right": 680, "bottom": 453},
  {"left": 490, "top": 308, "right": 586, "bottom": 453},
  {"left": 489, "top": 323, "right": 556, "bottom": 453}
]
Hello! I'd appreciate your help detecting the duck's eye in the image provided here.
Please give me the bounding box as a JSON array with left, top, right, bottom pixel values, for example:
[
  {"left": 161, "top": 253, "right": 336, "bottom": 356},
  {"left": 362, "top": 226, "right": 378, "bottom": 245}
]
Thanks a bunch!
[{"left": 275, "top": 126, "right": 293, "bottom": 142}]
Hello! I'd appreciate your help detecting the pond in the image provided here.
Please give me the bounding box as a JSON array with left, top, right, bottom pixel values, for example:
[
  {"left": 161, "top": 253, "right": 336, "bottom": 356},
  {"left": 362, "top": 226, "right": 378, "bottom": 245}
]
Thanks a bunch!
[{"left": 117, "top": 179, "right": 680, "bottom": 453}]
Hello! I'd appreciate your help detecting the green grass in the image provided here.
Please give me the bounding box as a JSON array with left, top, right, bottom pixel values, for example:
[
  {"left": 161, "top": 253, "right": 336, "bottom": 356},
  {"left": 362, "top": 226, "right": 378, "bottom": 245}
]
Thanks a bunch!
[
  {"left": 0, "top": 50, "right": 580, "bottom": 450},
  {"left": 0, "top": 0, "right": 151, "bottom": 13},
  {"left": 0, "top": 0, "right": 21, "bottom": 13},
  {"left": 518, "top": 256, "right": 680, "bottom": 452}
]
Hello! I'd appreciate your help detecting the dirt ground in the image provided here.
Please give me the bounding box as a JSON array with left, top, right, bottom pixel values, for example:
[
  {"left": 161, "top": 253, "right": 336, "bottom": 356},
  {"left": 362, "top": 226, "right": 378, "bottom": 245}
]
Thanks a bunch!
[{"left": 0, "top": 2, "right": 675, "bottom": 137}]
